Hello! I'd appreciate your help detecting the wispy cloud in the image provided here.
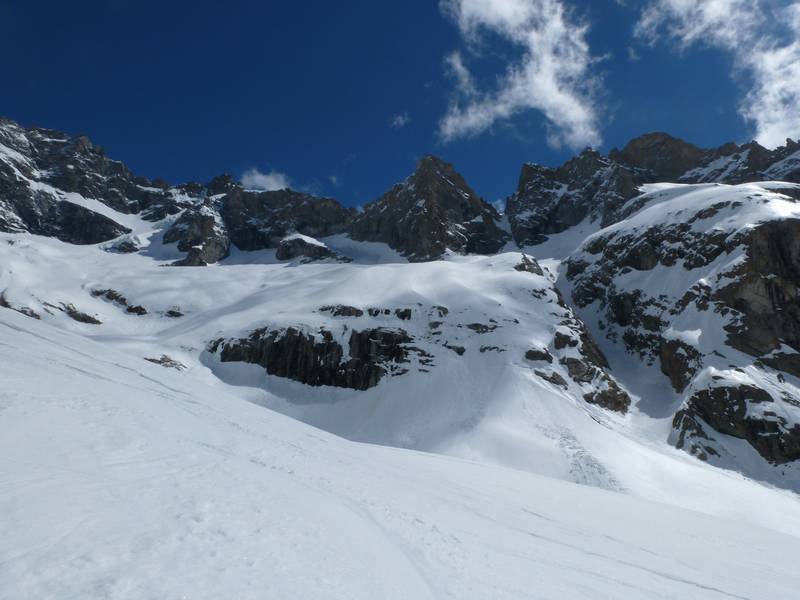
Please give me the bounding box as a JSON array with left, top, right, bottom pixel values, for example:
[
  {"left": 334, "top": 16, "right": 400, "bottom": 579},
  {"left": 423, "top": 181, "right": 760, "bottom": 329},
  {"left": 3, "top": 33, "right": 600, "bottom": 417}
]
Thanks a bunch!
[
  {"left": 240, "top": 167, "right": 290, "bottom": 191},
  {"left": 438, "top": 0, "right": 603, "bottom": 150},
  {"left": 634, "top": 0, "right": 800, "bottom": 147},
  {"left": 389, "top": 112, "right": 411, "bottom": 129}
]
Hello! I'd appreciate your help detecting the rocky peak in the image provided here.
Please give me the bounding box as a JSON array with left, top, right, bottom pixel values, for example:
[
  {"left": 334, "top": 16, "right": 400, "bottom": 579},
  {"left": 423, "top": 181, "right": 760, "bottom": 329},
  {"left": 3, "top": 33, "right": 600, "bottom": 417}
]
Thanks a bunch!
[
  {"left": 609, "top": 132, "right": 706, "bottom": 181},
  {"left": 0, "top": 117, "right": 179, "bottom": 222},
  {"left": 555, "top": 148, "right": 609, "bottom": 186},
  {"left": 516, "top": 162, "right": 558, "bottom": 192},
  {"left": 506, "top": 150, "right": 640, "bottom": 246},
  {"left": 205, "top": 174, "right": 240, "bottom": 196},
  {"left": 349, "top": 155, "right": 508, "bottom": 261},
  {"left": 679, "top": 138, "right": 800, "bottom": 184}
]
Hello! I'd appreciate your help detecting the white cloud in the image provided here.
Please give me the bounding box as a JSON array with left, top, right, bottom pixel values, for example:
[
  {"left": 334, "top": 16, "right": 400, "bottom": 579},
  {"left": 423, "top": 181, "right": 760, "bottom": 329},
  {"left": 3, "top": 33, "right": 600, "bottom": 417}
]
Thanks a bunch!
[
  {"left": 444, "top": 52, "right": 477, "bottom": 97},
  {"left": 240, "top": 167, "right": 290, "bottom": 191},
  {"left": 635, "top": 0, "right": 762, "bottom": 49},
  {"left": 438, "top": 0, "right": 602, "bottom": 150},
  {"left": 389, "top": 112, "right": 411, "bottom": 129},
  {"left": 635, "top": 0, "right": 800, "bottom": 148}
]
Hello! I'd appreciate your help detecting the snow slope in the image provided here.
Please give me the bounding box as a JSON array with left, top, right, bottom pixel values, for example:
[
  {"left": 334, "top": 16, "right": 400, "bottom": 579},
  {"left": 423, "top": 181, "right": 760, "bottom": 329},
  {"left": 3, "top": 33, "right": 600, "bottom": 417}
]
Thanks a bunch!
[
  {"left": 3, "top": 308, "right": 800, "bottom": 600},
  {"left": 2, "top": 230, "right": 800, "bottom": 533}
]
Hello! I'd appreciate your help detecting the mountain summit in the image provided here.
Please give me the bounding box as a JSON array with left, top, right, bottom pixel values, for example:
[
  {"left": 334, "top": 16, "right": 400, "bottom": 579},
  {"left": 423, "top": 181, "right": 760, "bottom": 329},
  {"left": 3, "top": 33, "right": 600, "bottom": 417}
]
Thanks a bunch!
[{"left": 350, "top": 155, "right": 509, "bottom": 261}]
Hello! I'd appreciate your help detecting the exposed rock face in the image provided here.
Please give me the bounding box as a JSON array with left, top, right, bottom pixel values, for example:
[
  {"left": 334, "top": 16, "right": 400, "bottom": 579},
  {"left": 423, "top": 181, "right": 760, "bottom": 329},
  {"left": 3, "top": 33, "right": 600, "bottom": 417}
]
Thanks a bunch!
[
  {"left": 221, "top": 189, "right": 354, "bottom": 251},
  {"left": 715, "top": 219, "right": 800, "bottom": 360},
  {"left": 0, "top": 118, "right": 175, "bottom": 214},
  {"left": 163, "top": 203, "right": 230, "bottom": 266},
  {"left": 525, "top": 347, "right": 553, "bottom": 363},
  {"left": 0, "top": 117, "right": 358, "bottom": 265},
  {"left": 567, "top": 182, "right": 800, "bottom": 467},
  {"left": 1, "top": 193, "right": 131, "bottom": 244},
  {"left": 610, "top": 131, "right": 800, "bottom": 185},
  {"left": 161, "top": 187, "right": 355, "bottom": 265},
  {"left": 276, "top": 235, "right": 336, "bottom": 262},
  {"left": 673, "top": 385, "right": 800, "bottom": 464},
  {"left": 0, "top": 117, "right": 184, "bottom": 240},
  {"left": 207, "top": 268, "right": 630, "bottom": 414},
  {"left": 514, "top": 254, "right": 544, "bottom": 275},
  {"left": 554, "top": 308, "right": 631, "bottom": 414},
  {"left": 506, "top": 133, "right": 800, "bottom": 249},
  {"left": 350, "top": 155, "right": 508, "bottom": 261},
  {"left": 659, "top": 339, "right": 702, "bottom": 393},
  {"left": 212, "top": 326, "right": 416, "bottom": 390},
  {"left": 320, "top": 305, "right": 364, "bottom": 317},
  {"left": 609, "top": 132, "right": 706, "bottom": 181},
  {"left": 506, "top": 150, "right": 640, "bottom": 245}
]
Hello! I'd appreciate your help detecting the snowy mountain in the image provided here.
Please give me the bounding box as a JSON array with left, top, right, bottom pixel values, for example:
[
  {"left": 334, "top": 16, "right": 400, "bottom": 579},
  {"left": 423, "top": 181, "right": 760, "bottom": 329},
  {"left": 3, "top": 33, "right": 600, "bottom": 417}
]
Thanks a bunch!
[{"left": 3, "top": 115, "right": 800, "bottom": 597}]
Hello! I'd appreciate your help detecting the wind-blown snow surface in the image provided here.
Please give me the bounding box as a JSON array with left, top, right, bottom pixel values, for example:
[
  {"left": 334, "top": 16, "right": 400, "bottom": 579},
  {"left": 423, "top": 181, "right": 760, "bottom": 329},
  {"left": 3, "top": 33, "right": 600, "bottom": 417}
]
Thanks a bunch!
[{"left": 3, "top": 309, "right": 800, "bottom": 600}]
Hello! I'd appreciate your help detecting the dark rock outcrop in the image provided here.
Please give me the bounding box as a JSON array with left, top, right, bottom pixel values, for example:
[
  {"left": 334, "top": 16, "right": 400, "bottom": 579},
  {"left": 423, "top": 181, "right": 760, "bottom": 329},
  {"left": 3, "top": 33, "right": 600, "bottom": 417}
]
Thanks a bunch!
[
  {"left": 276, "top": 235, "right": 336, "bottom": 261},
  {"left": 0, "top": 292, "right": 40, "bottom": 320},
  {"left": 507, "top": 133, "right": 800, "bottom": 249},
  {"left": 0, "top": 166, "right": 130, "bottom": 243},
  {"left": 90, "top": 288, "right": 147, "bottom": 315},
  {"left": 350, "top": 155, "right": 508, "bottom": 261},
  {"left": 145, "top": 355, "right": 187, "bottom": 370},
  {"left": 222, "top": 189, "right": 354, "bottom": 251},
  {"left": 0, "top": 118, "right": 174, "bottom": 215},
  {"left": 659, "top": 339, "right": 702, "bottom": 393},
  {"left": 525, "top": 347, "right": 553, "bottom": 363},
  {"left": 610, "top": 131, "right": 800, "bottom": 185},
  {"left": 163, "top": 204, "right": 230, "bottom": 266},
  {"left": 514, "top": 254, "right": 544, "bottom": 275},
  {"left": 320, "top": 305, "right": 364, "bottom": 317},
  {"left": 715, "top": 219, "right": 800, "bottom": 360},
  {"left": 212, "top": 326, "right": 417, "bottom": 390},
  {"left": 609, "top": 132, "right": 706, "bottom": 181},
  {"left": 45, "top": 302, "right": 102, "bottom": 324},
  {"left": 506, "top": 150, "right": 640, "bottom": 246},
  {"left": 566, "top": 183, "right": 800, "bottom": 470},
  {"left": 548, "top": 295, "right": 632, "bottom": 414},
  {"left": 674, "top": 385, "right": 800, "bottom": 464}
]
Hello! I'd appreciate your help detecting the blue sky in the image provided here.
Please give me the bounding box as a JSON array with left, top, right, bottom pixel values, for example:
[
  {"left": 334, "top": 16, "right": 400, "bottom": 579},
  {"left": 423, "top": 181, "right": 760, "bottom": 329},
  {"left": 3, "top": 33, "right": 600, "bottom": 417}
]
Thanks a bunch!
[{"left": 2, "top": 1, "right": 798, "bottom": 205}]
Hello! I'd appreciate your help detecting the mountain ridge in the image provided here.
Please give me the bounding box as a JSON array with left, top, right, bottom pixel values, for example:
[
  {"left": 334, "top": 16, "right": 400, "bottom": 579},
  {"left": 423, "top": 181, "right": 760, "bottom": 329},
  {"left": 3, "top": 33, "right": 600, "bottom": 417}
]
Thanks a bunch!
[{"left": 2, "top": 115, "right": 800, "bottom": 493}]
